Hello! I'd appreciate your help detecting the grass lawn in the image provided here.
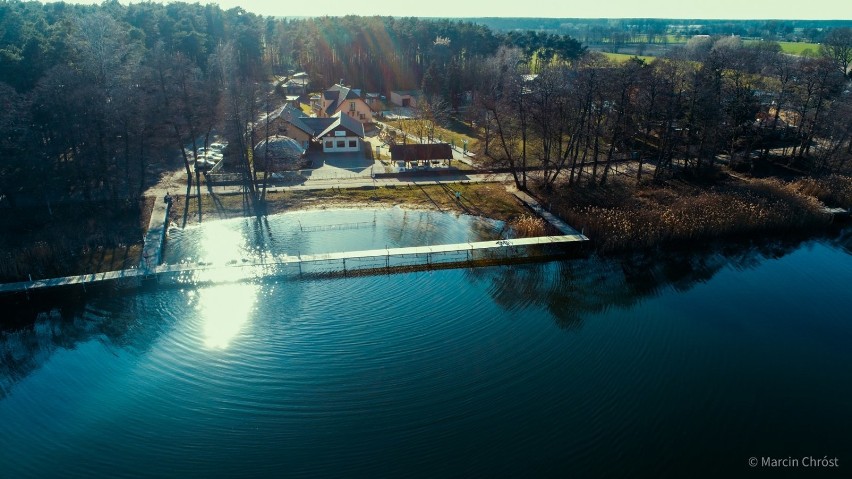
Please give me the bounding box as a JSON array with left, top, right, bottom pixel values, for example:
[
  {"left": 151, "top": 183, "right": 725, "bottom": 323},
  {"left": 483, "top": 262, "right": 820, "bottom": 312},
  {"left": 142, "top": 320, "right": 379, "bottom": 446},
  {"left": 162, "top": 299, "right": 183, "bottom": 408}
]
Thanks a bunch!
[
  {"left": 170, "top": 183, "right": 527, "bottom": 227},
  {"left": 385, "top": 119, "right": 480, "bottom": 153}
]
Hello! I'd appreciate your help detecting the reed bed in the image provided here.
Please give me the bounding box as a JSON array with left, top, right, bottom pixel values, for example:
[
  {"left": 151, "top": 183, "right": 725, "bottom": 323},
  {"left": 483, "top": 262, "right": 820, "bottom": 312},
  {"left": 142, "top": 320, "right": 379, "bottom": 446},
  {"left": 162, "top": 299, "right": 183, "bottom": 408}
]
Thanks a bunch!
[
  {"left": 792, "top": 175, "right": 852, "bottom": 208},
  {"left": 509, "top": 215, "right": 550, "bottom": 238},
  {"left": 547, "top": 177, "right": 835, "bottom": 253}
]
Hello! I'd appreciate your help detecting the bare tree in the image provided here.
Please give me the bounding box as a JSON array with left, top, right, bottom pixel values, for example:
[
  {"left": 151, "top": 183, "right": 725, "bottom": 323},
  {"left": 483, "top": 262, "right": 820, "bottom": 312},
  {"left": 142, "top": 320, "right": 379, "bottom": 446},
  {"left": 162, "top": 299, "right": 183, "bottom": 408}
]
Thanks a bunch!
[
  {"left": 475, "top": 46, "right": 530, "bottom": 190},
  {"left": 820, "top": 27, "right": 852, "bottom": 78}
]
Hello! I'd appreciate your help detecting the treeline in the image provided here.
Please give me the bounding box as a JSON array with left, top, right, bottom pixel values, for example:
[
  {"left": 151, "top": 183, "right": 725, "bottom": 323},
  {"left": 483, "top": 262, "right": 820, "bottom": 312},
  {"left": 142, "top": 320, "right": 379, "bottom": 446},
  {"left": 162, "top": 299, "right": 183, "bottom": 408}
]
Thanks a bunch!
[
  {"left": 475, "top": 35, "right": 852, "bottom": 191},
  {"left": 267, "top": 16, "right": 584, "bottom": 105},
  {"left": 0, "top": 1, "right": 584, "bottom": 209},
  {"left": 0, "top": 0, "right": 266, "bottom": 209},
  {"left": 467, "top": 18, "right": 852, "bottom": 44}
]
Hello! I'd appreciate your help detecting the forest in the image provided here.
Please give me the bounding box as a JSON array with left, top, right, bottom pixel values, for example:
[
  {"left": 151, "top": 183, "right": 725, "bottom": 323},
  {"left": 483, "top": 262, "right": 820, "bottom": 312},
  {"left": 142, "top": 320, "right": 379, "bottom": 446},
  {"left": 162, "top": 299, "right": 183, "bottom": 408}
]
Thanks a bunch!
[
  {"left": 0, "top": 0, "right": 586, "bottom": 208},
  {"left": 3, "top": 1, "right": 850, "bottom": 207}
]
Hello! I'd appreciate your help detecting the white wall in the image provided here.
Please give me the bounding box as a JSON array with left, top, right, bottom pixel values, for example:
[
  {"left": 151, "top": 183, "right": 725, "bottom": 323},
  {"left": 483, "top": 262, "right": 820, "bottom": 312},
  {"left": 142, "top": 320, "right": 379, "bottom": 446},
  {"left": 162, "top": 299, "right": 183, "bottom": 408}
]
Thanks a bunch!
[{"left": 321, "top": 136, "right": 361, "bottom": 153}]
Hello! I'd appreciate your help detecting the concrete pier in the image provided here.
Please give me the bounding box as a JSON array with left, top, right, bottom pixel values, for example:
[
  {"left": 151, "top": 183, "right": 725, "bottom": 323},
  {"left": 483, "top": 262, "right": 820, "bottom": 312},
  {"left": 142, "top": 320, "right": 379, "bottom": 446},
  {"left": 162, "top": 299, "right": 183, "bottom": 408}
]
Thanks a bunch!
[
  {"left": 1, "top": 234, "right": 587, "bottom": 296},
  {"left": 141, "top": 195, "right": 172, "bottom": 270}
]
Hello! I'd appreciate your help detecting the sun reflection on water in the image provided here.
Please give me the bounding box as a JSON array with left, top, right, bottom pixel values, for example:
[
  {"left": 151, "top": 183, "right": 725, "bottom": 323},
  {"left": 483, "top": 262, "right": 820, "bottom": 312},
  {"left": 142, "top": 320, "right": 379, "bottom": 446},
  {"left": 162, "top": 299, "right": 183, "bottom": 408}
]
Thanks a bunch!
[
  {"left": 200, "top": 221, "right": 246, "bottom": 263},
  {"left": 192, "top": 219, "right": 254, "bottom": 284},
  {"left": 198, "top": 283, "right": 258, "bottom": 349}
]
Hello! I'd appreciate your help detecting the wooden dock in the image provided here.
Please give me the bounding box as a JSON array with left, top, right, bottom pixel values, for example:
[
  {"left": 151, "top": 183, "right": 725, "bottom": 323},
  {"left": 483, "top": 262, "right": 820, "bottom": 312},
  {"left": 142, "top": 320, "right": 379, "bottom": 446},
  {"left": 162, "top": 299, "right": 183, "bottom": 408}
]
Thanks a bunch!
[{"left": 0, "top": 234, "right": 588, "bottom": 296}]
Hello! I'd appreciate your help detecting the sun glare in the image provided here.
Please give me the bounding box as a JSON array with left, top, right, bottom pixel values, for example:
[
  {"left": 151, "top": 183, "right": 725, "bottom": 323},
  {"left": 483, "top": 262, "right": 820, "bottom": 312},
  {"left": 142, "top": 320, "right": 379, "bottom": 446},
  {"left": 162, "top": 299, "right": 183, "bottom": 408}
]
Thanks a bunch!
[
  {"left": 200, "top": 221, "right": 246, "bottom": 265},
  {"left": 199, "top": 283, "right": 258, "bottom": 349},
  {"left": 190, "top": 220, "right": 256, "bottom": 284}
]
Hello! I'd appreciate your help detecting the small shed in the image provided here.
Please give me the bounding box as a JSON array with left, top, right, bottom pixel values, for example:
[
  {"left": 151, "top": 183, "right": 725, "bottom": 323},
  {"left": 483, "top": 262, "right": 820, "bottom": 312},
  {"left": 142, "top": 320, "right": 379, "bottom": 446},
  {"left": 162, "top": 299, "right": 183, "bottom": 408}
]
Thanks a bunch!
[
  {"left": 390, "top": 90, "right": 421, "bottom": 108},
  {"left": 389, "top": 143, "right": 453, "bottom": 167}
]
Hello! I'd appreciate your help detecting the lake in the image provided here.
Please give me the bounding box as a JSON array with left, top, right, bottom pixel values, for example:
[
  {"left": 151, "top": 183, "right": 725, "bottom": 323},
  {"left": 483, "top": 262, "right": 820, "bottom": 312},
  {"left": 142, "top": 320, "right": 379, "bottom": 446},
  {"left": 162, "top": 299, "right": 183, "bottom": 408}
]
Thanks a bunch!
[{"left": 1, "top": 209, "right": 850, "bottom": 478}]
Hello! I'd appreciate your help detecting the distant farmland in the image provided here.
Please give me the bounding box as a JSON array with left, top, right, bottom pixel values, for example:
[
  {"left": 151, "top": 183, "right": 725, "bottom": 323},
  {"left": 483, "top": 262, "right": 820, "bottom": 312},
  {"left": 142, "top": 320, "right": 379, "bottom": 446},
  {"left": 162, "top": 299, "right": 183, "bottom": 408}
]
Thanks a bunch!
[
  {"left": 595, "top": 39, "right": 822, "bottom": 62},
  {"left": 601, "top": 52, "right": 658, "bottom": 63},
  {"left": 745, "top": 40, "right": 821, "bottom": 56}
]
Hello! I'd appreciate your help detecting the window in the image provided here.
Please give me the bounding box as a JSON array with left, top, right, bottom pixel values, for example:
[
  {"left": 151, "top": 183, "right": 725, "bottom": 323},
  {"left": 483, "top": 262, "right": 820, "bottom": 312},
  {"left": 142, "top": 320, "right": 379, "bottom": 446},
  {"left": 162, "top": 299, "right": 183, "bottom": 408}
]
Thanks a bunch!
[
  {"left": 349, "top": 101, "right": 356, "bottom": 111},
  {"left": 337, "top": 140, "right": 345, "bottom": 148},
  {"left": 349, "top": 140, "right": 357, "bottom": 148},
  {"left": 325, "top": 141, "right": 333, "bottom": 148},
  {"left": 359, "top": 113, "right": 365, "bottom": 120}
]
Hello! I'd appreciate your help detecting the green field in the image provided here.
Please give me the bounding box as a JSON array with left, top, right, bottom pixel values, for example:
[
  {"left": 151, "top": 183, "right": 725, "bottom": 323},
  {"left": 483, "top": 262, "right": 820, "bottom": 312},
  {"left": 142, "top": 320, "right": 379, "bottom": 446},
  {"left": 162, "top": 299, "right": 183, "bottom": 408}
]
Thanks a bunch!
[
  {"left": 601, "top": 52, "right": 657, "bottom": 63},
  {"left": 778, "top": 41, "right": 820, "bottom": 56},
  {"left": 745, "top": 40, "right": 821, "bottom": 56}
]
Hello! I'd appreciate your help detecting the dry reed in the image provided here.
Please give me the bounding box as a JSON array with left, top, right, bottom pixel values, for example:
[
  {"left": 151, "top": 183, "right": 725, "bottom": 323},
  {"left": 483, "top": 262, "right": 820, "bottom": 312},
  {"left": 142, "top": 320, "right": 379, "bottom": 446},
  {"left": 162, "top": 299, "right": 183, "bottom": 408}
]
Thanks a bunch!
[
  {"left": 510, "top": 215, "right": 549, "bottom": 238},
  {"left": 549, "top": 177, "right": 837, "bottom": 253}
]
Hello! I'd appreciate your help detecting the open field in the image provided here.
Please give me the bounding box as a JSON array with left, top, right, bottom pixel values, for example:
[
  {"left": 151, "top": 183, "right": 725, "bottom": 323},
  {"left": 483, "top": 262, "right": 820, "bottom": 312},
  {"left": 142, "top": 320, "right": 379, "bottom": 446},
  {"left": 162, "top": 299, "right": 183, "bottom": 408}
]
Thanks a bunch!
[
  {"left": 601, "top": 52, "right": 657, "bottom": 63},
  {"left": 777, "top": 41, "right": 821, "bottom": 56},
  {"left": 743, "top": 40, "right": 821, "bottom": 56}
]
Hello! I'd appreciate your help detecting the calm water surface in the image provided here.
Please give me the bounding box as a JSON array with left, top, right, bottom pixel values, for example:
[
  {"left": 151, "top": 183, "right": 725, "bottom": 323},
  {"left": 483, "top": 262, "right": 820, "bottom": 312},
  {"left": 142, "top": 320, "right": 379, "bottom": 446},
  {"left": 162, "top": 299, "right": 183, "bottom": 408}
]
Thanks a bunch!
[{"left": 1, "top": 209, "right": 850, "bottom": 478}]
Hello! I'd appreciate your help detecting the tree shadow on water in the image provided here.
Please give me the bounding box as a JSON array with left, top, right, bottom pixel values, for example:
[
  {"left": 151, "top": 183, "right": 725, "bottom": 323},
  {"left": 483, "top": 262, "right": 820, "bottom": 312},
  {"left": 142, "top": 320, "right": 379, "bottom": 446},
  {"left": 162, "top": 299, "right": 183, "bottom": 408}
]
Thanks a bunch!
[{"left": 463, "top": 233, "right": 832, "bottom": 331}]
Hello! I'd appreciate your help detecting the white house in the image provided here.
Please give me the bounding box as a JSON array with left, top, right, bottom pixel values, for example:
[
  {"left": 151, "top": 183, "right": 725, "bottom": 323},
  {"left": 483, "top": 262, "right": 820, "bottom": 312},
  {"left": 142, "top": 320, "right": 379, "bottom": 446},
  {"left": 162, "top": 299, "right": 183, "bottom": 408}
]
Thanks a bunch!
[{"left": 315, "top": 111, "right": 366, "bottom": 153}]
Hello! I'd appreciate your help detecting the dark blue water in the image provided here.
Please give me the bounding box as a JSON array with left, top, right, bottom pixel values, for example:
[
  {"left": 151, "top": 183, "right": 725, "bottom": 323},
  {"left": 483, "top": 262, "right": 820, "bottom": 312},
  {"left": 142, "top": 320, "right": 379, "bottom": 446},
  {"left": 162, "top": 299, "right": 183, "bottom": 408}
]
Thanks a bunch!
[{"left": 1, "top": 211, "right": 851, "bottom": 478}]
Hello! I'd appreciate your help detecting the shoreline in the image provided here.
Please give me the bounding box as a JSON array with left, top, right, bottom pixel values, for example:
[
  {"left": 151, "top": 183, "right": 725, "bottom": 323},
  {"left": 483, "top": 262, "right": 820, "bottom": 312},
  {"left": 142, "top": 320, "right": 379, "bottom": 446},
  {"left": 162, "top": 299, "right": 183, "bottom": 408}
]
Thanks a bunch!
[
  {"left": 166, "top": 182, "right": 528, "bottom": 228},
  {"left": 3, "top": 174, "right": 851, "bottom": 283}
]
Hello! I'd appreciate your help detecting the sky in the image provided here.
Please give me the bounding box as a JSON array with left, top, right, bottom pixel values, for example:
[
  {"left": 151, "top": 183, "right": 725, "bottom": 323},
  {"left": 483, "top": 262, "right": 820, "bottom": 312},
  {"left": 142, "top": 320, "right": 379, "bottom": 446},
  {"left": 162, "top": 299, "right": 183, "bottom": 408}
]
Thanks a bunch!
[{"left": 43, "top": 0, "right": 852, "bottom": 20}]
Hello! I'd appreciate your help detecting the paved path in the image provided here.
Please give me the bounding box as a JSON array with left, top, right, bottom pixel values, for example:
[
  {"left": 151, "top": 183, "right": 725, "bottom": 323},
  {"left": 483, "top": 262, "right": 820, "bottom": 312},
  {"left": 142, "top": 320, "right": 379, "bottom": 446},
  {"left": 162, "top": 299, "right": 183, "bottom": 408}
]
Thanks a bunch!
[
  {"left": 511, "top": 189, "right": 586, "bottom": 237},
  {"left": 140, "top": 195, "right": 172, "bottom": 270}
]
